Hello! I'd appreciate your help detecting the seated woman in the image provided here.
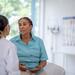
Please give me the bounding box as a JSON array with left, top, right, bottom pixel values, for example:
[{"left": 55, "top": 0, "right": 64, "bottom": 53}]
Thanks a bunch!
[{"left": 11, "top": 17, "right": 48, "bottom": 75}]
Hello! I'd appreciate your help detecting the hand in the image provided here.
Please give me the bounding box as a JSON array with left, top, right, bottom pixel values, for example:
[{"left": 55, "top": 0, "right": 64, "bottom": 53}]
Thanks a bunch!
[
  {"left": 30, "top": 61, "right": 47, "bottom": 73},
  {"left": 30, "top": 66, "right": 41, "bottom": 73},
  {"left": 19, "top": 64, "right": 27, "bottom": 71}
]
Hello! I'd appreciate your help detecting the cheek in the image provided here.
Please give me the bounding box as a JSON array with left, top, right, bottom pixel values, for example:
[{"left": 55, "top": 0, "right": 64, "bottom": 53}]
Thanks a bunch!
[
  {"left": 23, "top": 25, "right": 30, "bottom": 31},
  {"left": 8, "top": 26, "right": 10, "bottom": 31},
  {"left": 7, "top": 26, "right": 10, "bottom": 33},
  {"left": 6, "top": 28, "right": 10, "bottom": 35},
  {"left": 7, "top": 27, "right": 10, "bottom": 33}
]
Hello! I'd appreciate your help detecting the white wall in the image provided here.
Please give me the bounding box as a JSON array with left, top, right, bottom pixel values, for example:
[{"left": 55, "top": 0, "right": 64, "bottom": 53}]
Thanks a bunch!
[{"left": 44, "top": 0, "right": 75, "bottom": 75}]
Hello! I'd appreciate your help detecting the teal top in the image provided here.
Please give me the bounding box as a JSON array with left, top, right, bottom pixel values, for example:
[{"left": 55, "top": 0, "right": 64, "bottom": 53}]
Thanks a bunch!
[{"left": 11, "top": 34, "right": 48, "bottom": 69}]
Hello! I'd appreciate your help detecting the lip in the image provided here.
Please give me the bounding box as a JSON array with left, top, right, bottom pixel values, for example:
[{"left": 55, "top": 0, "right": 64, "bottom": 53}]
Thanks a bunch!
[{"left": 20, "top": 30, "right": 25, "bottom": 32}]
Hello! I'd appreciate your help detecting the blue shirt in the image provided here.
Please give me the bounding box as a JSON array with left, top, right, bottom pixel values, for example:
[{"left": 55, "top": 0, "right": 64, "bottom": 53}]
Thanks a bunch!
[{"left": 11, "top": 34, "right": 48, "bottom": 69}]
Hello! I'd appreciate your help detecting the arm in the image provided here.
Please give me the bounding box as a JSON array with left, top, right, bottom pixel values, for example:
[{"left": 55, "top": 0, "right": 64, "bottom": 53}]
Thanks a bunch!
[
  {"left": 30, "top": 39, "right": 48, "bottom": 73},
  {"left": 5, "top": 44, "right": 20, "bottom": 75}
]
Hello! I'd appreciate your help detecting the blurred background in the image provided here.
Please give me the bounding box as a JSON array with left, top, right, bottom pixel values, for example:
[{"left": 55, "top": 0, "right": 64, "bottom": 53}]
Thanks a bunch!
[{"left": 0, "top": 0, "right": 75, "bottom": 75}]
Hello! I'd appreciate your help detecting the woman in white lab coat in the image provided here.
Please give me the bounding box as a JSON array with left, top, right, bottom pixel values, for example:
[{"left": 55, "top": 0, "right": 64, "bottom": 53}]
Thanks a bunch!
[{"left": 0, "top": 15, "right": 20, "bottom": 75}]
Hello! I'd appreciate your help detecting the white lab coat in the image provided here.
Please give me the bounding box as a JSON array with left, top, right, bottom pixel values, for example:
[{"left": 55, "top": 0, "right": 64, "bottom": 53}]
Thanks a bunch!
[{"left": 0, "top": 37, "right": 20, "bottom": 75}]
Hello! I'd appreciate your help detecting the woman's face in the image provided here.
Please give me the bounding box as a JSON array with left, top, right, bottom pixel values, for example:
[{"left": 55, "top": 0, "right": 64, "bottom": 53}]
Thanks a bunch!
[{"left": 18, "top": 19, "right": 32, "bottom": 35}]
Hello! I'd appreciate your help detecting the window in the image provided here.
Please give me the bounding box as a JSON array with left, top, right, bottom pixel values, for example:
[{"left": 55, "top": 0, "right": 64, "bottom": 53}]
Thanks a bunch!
[{"left": 0, "top": 0, "right": 39, "bottom": 39}]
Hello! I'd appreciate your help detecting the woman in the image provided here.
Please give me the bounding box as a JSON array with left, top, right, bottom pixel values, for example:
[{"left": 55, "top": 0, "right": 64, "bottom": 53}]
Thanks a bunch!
[
  {"left": 0, "top": 15, "right": 20, "bottom": 75},
  {"left": 11, "top": 17, "right": 48, "bottom": 75}
]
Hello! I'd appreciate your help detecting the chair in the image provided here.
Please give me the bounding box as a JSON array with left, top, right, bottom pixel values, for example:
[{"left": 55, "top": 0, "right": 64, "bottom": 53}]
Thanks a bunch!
[{"left": 44, "top": 63, "right": 65, "bottom": 75}]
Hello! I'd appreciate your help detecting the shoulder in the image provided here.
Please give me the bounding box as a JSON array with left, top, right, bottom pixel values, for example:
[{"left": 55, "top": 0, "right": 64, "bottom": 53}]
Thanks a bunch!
[
  {"left": 0, "top": 38, "right": 17, "bottom": 58},
  {"left": 10, "top": 35, "right": 19, "bottom": 42},
  {"left": 0, "top": 38, "right": 16, "bottom": 50},
  {"left": 33, "top": 35, "right": 43, "bottom": 42},
  {"left": 5, "top": 40, "right": 17, "bottom": 55},
  {"left": 6, "top": 39, "right": 16, "bottom": 48}
]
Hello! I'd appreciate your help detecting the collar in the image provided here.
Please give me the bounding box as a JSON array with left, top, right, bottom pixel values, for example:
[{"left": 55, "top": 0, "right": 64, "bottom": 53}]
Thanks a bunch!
[{"left": 15, "top": 32, "right": 36, "bottom": 41}]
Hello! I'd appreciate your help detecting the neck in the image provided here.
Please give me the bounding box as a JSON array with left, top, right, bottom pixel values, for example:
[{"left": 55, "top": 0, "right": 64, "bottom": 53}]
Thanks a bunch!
[
  {"left": 21, "top": 33, "right": 32, "bottom": 44},
  {"left": 0, "top": 32, "right": 6, "bottom": 39}
]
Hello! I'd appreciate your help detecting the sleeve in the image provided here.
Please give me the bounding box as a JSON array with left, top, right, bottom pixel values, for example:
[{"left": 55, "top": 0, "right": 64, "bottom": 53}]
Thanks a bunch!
[
  {"left": 5, "top": 44, "right": 20, "bottom": 75},
  {"left": 39, "top": 39, "right": 48, "bottom": 61}
]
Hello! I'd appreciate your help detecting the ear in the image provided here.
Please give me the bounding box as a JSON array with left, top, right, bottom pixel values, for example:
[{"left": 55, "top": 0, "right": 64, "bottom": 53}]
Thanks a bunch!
[{"left": 3, "top": 26, "right": 7, "bottom": 32}]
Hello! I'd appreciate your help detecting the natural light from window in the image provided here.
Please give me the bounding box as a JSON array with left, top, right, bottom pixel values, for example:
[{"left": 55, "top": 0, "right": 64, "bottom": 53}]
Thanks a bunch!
[{"left": 0, "top": 0, "right": 39, "bottom": 39}]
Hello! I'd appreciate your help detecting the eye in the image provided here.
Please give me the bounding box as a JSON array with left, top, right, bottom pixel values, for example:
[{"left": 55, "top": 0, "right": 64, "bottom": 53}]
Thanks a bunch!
[{"left": 23, "top": 23, "right": 26, "bottom": 26}]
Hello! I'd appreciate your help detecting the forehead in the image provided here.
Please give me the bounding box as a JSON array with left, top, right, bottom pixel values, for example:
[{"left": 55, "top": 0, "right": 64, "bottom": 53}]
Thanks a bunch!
[{"left": 19, "top": 19, "right": 29, "bottom": 23}]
